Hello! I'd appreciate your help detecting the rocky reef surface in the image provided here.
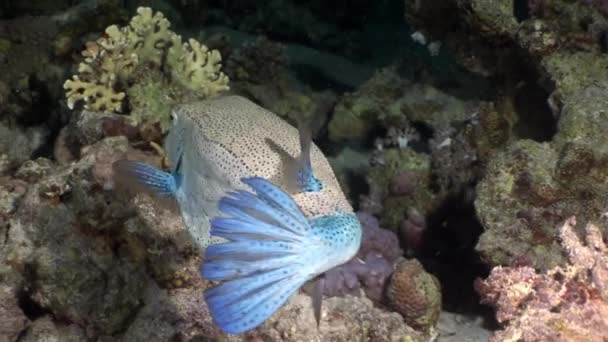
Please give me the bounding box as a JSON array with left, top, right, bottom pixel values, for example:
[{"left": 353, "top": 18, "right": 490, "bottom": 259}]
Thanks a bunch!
[{"left": 1, "top": 0, "right": 608, "bottom": 341}]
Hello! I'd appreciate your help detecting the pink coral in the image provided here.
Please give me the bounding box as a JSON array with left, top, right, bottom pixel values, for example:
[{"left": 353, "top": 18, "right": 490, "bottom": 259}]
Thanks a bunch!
[{"left": 476, "top": 216, "right": 608, "bottom": 342}]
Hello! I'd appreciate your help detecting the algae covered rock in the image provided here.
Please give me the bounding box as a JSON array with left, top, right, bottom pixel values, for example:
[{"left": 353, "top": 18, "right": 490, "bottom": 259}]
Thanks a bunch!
[
  {"left": 255, "top": 292, "right": 426, "bottom": 342},
  {"left": 328, "top": 67, "right": 468, "bottom": 143},
  {"left": 475, "top": 140, "right": 566, "bottom": 270},
  {"left": 367, "top": 147, "right": 436, "bottom": 232},
  {"left": 4, "top": 137, "right": 147, "bottom": 336},
  {"left": 0, "top": 285, "right": 29, "bottom": 341},
  {"left": 329, "top": 68, "right": 406, "bottom": 142},
  {"left": 475, "top": 82, "right": 608, "bottom": 270},
  {"left": 402, "top": 0, "right": 608, "bottom": 273},
  {"left": 19, "top": 315, "right": 86, "bottom": 342}
]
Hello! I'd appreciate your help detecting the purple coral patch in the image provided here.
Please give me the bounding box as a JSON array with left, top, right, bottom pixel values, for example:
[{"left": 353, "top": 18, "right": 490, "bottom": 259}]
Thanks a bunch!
[{"left": 306, "top": 212, "right": 402, "bottom": 303}]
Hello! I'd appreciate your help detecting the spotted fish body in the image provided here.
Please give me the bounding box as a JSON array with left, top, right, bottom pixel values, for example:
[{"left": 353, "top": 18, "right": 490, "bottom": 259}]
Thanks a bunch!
[{"left": 114, "top": 95, "right": 362, "bottom": 334}]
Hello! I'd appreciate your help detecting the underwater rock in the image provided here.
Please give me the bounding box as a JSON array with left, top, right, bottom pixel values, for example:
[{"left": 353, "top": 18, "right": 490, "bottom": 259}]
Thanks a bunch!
[
  {"left": 0, "top": 14, "right": 56, "bottom": 123},
  {"left": 365, "top": 147, "right": 436, "bottom": 232},
  {"left": 475, "top": 140, "right": 569, "bottom": 270},
  {"left": 400, "top": 208, "right": 427, "bottom": 254},
  {"left": 0, "top": 177, "right": 27, "bottom": 219},
  {"left": 124, "top": 194, "right": 203, "bottom": 289},
  {"left": 476, "top": 216, "right": 608, "bottom": 342},
  {"left": 475, "top": 84, "right": 608, "bottom": 271},
  {"left": 15, "top": 157, "right": 54, "bottom": 183},
  {"left": 255, "top": 292, "right": 426, "bottom": 341},
  {"left": 120, "top": 280, "right": 228, "bottom": 342},
  {"left": 0, "top": 285, "right": 29, "bottom": 341},
  {"left": 429, "top": 124, "right": 481, "bottom": 197},
  {"left": 328, "top": 66, "right": 469, "bottom": 144},
  {"left": 1, "top": 136, "right": 153, "bottom": 337},
  {"left": 328, "top": 67, "right": 405, "bottom": 143},
  {"left": 68, "top": 110, "right": 138, "bottom": 148},
  {"left": 19, "top": 315, "right": 86, "bottom": 342},
  {"left": 403, "top": 0, "right": 608, "bottom": 272},
  {"left": 387, "top": 259, "right": 442, "bottom": 332}
]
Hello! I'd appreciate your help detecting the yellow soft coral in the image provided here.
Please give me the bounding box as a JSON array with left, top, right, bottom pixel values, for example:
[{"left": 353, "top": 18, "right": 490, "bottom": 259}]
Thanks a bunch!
[{"left": 63, "top": 6, "right": 228, "bottom": 113}]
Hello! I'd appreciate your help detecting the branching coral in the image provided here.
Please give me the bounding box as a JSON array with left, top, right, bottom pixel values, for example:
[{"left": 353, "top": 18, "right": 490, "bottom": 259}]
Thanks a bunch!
[
  {"left": 64, "top": 7, "right": 229, "bottom": 115},
  {"left": 167, "top": 36, "right": 229, "bottom": 97},
  {"left": 476, "top": 216, "right": 608, "bottom": 342}
]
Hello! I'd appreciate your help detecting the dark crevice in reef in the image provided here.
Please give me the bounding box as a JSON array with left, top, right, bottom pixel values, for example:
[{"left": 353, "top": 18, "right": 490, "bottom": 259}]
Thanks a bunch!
[
  {"left": 498, "top": 48, "right": 558, "bottom": 142},
  {"left": 414, "top": 190, "right": 497, "bottom": 327},
  {"left": 346, "top": 173, "right": 370, "bottom": 212},
  {"left": 17, "top": 264, "right": 52, "bottom": 320},
  {"left": 514, "top": 0, "right": 532, "bottom": 22},
  {"left": 14, "top": 75, "right": 67, "bottom": 161},
  {"left": 17, "top": 288, "right": 49, "bottom": 321},
  {"left": 512, "top": 80, "right": 556, "bottom": 142}
]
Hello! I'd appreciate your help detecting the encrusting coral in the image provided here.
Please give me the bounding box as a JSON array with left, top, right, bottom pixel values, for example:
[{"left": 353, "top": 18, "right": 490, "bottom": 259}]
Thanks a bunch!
[
  {"left": 387, "top": 259, "right": 442, "bottom": 332},
  {"left": 475, "top": 216, "right": 608, "bottom": 342},
  {"left": 63, "top": 7, "right": 229, "bottom": 129}
]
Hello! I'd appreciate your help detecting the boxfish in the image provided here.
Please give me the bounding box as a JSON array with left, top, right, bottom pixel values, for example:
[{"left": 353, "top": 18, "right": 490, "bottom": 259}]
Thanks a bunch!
[{"left": 113, "top": 95, "right": 362, "bottom": 334}]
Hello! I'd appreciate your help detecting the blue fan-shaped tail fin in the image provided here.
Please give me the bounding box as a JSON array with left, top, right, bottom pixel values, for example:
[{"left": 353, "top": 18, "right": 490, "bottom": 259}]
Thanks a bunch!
[
  {"left": 202, "top": 176, "right": 322, "bottom": 335},
  {"left": 112, "top": 159, "right": 179, "bottom": 198}
]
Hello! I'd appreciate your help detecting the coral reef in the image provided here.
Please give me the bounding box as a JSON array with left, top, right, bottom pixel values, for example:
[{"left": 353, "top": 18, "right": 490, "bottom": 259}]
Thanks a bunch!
[
  {"left": 403, "top": 0, "right": 608, "bottom": 271},
  {"left": 387, "top": 259, "right": 442, "bottom": 332},
  {"left": 328, "top": 67, "right": 469, "bottom": 143},
  {"left": 476, "top": 216, "right": 608, "bottom": 341},
  {"left": 429, "top": 123, "right": 481, "bottom": 197},
  {"left": 257, "top": 292, "right": 426, "bottom": 342},
  {"left": 475, "top": 81, "right": 608, "bottom": 270},
  {"left": 365, "top": 147, "right": 436, "bottom": 232},
  {"left": 0, "top": 64, "right": 426, "bottom": 342},
  {"left": 13, "top": 0, "right": 608, "bottom": 338},
  {"left": 305, "top": 214, "right": 442, "bottom": 335},
  {"left": 64, "top": 7, "right": 229, "bottom": 130}
]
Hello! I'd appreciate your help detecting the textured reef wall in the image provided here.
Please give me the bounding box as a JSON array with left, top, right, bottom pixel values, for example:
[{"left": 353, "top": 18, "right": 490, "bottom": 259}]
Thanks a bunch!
[
  {"left": 0, "top": 3, "right": 444, "bottom": 341},
  {"left": 403, "top": 0, "right": 608, "bottom": 340},
  {"left": 404, "top": 0, "right": 608, "bottom": 271},
  {"left": 3, "top": 0, "right": 608, "bottom": 340}
]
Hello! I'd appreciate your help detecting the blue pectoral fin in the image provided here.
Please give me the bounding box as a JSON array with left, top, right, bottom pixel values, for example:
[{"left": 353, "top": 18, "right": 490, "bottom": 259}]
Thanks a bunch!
[
  {"left": 112, "top": 159, "right": 178, "bottom": 198},
  {"left": 202, "top": 177, "right": 319, "bottom": 334},
  {"left": 276, "top": 115, "right": 323, "bottom": 193}
]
